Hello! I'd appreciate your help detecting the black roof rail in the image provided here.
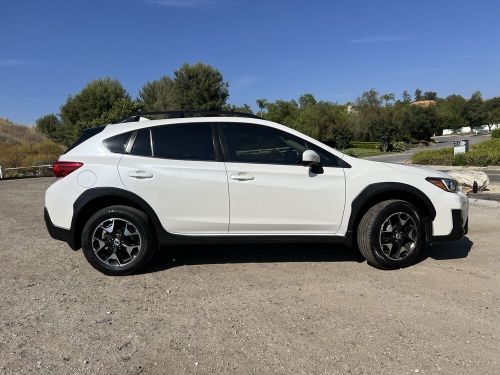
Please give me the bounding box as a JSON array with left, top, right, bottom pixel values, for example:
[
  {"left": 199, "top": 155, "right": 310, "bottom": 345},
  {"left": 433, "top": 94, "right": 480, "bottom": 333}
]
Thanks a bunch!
[{"left": 120, "top": 110, "right": 261, "bottom": 123}]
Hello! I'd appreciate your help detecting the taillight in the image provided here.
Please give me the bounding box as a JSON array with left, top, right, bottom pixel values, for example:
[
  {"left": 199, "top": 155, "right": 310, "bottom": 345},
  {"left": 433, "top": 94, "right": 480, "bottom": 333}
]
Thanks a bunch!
[{"left": 52, "top": 161, "right": 83, "bottom": 177}]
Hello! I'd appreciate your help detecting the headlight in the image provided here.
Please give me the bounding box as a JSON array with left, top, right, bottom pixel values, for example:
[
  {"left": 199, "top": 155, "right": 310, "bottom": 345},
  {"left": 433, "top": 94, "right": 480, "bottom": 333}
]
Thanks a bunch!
[{"left": 426, "top": 177, "right": 459, "bottom": 193}]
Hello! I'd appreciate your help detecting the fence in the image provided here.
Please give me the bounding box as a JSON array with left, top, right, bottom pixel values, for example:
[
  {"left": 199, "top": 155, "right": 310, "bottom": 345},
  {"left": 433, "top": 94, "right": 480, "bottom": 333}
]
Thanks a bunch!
[{"left": 0, "top": 164, "right": 53, "bottom": 180}]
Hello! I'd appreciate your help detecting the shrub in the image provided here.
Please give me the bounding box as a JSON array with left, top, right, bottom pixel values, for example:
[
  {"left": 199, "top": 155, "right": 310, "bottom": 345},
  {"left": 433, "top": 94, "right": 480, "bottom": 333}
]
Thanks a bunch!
[
  {"left": 492, "top": 129, "right": 500, "bottom": 138},
  {"left": 412, "top": 138, "right": 500, "bottom": 166},
  {"left": 412, "top": 148, "right": 454, "bottom": 165},
  {"left": 0, "top": 140, "right": 64, "bottom": 173}
]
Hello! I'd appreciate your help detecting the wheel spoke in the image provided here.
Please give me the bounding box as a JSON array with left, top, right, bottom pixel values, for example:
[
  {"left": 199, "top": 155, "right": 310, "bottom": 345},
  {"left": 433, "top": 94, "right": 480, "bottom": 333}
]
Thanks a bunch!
[
  {"left": 379, "top": 211, "right": 418, "bottom": 261},
  {"left": 92, "top": 218, "right": 142, "bottom": 268},
  {"left": 92, "top": 237, "right": 106, "bottom": 251}
]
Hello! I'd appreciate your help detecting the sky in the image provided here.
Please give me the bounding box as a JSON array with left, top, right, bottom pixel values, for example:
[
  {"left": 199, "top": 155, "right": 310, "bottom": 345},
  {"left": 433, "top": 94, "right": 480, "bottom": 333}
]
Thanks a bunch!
[{"left": 1, "top": 0, "right": 499, "bottom": 125}]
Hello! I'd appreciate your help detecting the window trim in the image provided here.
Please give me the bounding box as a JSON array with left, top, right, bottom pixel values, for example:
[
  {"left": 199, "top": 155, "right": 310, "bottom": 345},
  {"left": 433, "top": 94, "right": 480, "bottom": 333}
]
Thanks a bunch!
[{"left": 217, "top": 122, "right": 345, "bottom": 168}]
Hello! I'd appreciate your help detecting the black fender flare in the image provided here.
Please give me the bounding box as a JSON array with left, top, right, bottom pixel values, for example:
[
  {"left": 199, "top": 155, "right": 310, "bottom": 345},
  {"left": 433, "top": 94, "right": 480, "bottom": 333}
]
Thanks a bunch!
[
  {"left": 71, "top": 187, "right": 165, "bottom": 249},
  {"left": 345, "top": 182, "right": 436, "bottom": 245}
]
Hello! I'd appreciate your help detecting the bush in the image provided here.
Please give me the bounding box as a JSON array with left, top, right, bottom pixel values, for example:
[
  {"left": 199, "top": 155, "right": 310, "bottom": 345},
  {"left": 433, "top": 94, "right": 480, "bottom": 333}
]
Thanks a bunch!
[
  {"left": 0, "top": 140, "right": 63, "bottom": 173},
  {"left": 412, "top": 138, "right": 500, "bottom": 166},
  {"left": 492, "top": 129, "right": 500, "bottom": 138}
]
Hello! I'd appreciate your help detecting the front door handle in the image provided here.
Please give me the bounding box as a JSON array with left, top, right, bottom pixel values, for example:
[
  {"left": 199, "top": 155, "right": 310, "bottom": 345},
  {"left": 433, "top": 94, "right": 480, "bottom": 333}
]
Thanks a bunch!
[
  {"left": 128, "top": 170, "right": 154, "bottom": 179},
  {"left": 230, "top": 172, "right": 254, "bottom": 181}
]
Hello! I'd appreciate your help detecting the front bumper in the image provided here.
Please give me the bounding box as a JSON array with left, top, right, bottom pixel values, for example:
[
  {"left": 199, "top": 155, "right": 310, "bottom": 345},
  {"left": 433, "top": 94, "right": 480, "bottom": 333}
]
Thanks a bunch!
[
  {"left": 44, "top": 208, "right": 77, "bottom": 250},
  {"left": 432, "top": 209, "right": 468, "bottom": 242}
]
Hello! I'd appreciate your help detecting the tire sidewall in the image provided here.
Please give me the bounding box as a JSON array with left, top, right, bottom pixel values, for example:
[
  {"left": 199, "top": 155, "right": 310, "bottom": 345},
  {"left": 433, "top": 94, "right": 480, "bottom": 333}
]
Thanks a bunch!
[
  {"left": 81, "top": 206, "right": 155, "bottom": 275},
  {"left": 370, "top": 201, "right": 422, "bottom": 268}
]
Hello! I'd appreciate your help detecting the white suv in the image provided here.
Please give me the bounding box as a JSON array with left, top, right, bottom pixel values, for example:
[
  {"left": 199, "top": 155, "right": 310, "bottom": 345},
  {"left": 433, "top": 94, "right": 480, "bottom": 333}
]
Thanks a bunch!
[{"left": 44, "top": 111, "right": 469, "bottom": 275}]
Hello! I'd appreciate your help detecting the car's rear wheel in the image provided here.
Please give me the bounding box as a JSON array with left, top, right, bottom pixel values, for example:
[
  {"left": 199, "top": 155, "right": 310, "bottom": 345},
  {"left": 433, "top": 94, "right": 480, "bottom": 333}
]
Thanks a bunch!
[
  {"left": 81, "top": 205, "right": 156, "bottom": 275},
  {"left": 357, "top": 199, "right": 423, "bottom": 269}
]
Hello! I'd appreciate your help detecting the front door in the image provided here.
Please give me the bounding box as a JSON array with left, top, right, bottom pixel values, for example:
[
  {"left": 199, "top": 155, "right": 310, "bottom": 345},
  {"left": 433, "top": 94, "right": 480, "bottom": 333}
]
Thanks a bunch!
[{"left": 220, "top": 123, "right": 346, "bottom": 234}]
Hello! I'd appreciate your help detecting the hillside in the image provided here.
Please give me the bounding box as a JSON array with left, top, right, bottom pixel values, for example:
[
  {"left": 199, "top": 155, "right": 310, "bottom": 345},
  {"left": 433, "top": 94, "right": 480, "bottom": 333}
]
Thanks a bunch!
[
  {"left": 0, "top": 118, "right": 64, "bottom": 177},
  {"left": 0, "top": 118, "right": 44, "bottom": 145}
]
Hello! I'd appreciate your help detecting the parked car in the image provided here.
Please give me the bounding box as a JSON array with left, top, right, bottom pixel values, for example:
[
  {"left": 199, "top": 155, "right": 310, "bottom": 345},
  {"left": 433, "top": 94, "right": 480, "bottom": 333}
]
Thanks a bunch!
[{"left": 45, "top": 111, "right": 469, "bottom": 275}]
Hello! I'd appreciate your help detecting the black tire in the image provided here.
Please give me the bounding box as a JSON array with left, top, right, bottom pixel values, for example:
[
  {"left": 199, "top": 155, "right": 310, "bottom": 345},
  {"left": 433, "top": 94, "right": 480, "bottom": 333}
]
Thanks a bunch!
[
  {"left": 81, "top": 205, "right": 157, "bottom": 275},
  {"left": 357, "top": 199, "right": 422, "bottom": 269}
]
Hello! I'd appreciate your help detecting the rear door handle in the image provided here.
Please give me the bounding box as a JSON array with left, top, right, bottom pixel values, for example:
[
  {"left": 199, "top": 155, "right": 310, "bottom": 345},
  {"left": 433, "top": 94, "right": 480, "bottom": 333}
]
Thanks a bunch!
[
  {"left": 128, "top": 170, "right": 154, "bottom": 179},
  {"left": 230, "top": 172, "right": 254, "bottom": 181}
]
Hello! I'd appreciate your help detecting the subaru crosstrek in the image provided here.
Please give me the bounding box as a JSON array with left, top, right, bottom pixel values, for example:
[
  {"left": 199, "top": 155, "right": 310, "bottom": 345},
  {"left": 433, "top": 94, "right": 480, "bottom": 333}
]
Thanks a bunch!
[{"left": 44, "top": 111, "right": 469, "bottom": 275}]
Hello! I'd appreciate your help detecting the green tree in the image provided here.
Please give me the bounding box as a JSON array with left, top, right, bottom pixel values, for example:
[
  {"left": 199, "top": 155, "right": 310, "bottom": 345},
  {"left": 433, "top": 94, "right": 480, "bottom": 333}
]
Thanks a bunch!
[
  {"left": 298, "top": 93, "right": 317, "bottom": 108},
  {"left": 404, "top": 106, "right": 439, "bottom": 141},
  {"left": 171, "top": 63, "right": 229, "bottom": 110},
  {"left": 256, "top": 98, "right": 268, "bottom": 116},
  {"left": 463, "top": 91, "right": 487, "bottom": 132},
  {"left": 222, "top": 103, "right": 253, "bottom": 113},
  {"left": 60, "top": 78, "right": 136, "bottom": 144},
  {"left": 414, "top": 88, "right": 422, "bottom": 101},
  {"left": 35, "top": 114, "right": 61, "bottom": 141},
  {"left": 402, "top": 90, "right": 412, "bottom": 103},
  {"left": 263, "top": 99, "right": 299, "bottom": 125},
  {"left": 368, "top": 107, "right": 400, "bottom": 151},
  {"left": 482, "top": 97, "right": 500, "bottom": 131},
  {"left": 138, "top": 76, "right": 175, "bottom": 111},
  {"left": 422, "top": 91, "right": 437, "bottom": 101}
]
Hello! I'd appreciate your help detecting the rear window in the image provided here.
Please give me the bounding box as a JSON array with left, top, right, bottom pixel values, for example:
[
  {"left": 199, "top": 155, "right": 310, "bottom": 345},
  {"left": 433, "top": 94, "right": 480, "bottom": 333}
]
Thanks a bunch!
[
  {"left": 151, "top": 123, "right": 215, "bottom": 161},
  {"left": 103, "top": 131, "right": 133, "bottom": 154},
  {"left": 130, "top": 129, "right": 152, "bottom": 157},
  {"left": 65, "top": 126, "right": 106, "bottom": 153}
]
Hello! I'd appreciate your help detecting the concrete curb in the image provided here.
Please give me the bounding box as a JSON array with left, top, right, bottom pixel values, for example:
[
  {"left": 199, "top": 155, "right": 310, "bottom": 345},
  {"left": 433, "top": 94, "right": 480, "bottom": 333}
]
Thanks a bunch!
[{"left": 468, "top": 198, "right": 500, "bottom": 208}]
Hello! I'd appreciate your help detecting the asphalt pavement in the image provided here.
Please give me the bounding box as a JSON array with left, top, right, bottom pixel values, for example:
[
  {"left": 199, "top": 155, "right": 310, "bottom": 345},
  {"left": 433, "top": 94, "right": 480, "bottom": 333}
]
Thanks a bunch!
[{"left": 365, "top": 134, "right": 490, "bottom": 164}]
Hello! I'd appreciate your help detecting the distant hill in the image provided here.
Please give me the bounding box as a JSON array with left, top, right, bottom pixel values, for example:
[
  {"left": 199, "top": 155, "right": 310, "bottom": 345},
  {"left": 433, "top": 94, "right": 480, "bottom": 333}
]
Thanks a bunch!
[
  {"left": 0, "top": 118, "right": 64, "bottom": 177},
  {"left": 0, "top": 118, "right": 44, "bottom": 145}
]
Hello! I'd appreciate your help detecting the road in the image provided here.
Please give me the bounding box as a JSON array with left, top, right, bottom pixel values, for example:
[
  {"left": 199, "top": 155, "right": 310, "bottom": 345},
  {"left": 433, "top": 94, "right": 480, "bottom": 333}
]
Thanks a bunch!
[
  {"left": 366, "top": 134, "right": 490, "bottom": 164},
  {"left": 0, "top": 178, "right": 499, "bottom": 374}
]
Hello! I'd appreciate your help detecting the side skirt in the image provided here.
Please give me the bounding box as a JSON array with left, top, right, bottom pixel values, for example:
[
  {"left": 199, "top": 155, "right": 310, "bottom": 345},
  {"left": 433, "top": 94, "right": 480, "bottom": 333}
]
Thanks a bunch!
[{"left": 156, "top": 231, "right": 350, "bottom": 247}]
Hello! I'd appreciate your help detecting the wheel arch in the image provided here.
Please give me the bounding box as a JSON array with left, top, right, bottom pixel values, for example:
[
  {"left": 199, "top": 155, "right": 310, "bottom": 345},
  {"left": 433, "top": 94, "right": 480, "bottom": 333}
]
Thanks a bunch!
[
  {"left": 346, "top": 182, "right": 436, "bottom": 245},
  {"left": 71, "top": 188, "right": 163, "bottom": 250}
]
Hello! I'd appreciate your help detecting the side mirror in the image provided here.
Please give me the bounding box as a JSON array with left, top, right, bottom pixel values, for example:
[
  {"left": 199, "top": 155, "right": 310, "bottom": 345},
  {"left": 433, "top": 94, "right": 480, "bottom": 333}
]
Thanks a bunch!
[{"left": 302, "top": 150, "right": 324, "bottom": 174}]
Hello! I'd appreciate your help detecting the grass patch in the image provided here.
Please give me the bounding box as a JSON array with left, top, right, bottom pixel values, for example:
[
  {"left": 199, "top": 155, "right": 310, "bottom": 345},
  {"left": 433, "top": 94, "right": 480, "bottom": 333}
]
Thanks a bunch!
[
  {"left": 412, "top": 138, "right": 500, "bottom": 166},
  {"left": 343, "top": 147, "right": 387, "bottom": 157},
  {"left": 349, "top": 141, "right": 379, "bottom": 149}
]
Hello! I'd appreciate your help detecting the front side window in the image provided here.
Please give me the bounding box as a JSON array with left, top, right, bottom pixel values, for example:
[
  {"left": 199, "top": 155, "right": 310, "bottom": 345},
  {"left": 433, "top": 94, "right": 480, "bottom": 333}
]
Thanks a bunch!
[
  {"left": 221, "top": 123, "right": 338, "bottom": 166},
  {"left": 151, "top": 123, "right": 215, "bottom": 161}
]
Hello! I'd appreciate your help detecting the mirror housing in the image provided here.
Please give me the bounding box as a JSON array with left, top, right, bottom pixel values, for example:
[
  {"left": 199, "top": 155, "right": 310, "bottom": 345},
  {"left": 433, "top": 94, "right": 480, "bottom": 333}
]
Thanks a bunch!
[
  {"left": 302, "top": 150, "right": 320, "bottom": 166},
  {"left": 302, "top": 150, "right": 324, "bottom": 174}
]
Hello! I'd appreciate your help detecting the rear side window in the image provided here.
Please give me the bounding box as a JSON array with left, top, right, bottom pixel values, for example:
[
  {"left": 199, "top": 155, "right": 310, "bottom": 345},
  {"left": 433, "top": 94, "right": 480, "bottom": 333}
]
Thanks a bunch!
[
  {"left": 131, "top": 129, "right": 152, "bottom": 157},
  {"left": 151, "top": 123, "right": 215, "bottom": 161},
  {"left": 65, "top": 125, "right": 106, "bottom": 153},
  {"left": 103, "top": 131, "right": 133, "bottom": 153}
]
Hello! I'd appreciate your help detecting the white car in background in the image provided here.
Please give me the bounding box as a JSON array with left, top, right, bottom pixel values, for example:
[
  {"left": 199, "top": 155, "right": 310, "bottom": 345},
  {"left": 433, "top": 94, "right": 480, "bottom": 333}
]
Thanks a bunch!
[{"left": 45, "top": 111, "right": 469, "bottom": 275}]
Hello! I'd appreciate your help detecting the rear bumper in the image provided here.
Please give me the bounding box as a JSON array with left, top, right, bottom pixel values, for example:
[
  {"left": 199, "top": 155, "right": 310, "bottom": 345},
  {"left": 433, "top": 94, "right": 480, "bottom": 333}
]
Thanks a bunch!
[
  {"left": 432, "top": 209, "right": 468, "bottom": 242},
  {"left": 44, "top": 208, "right": 77, "bottom": 250}
]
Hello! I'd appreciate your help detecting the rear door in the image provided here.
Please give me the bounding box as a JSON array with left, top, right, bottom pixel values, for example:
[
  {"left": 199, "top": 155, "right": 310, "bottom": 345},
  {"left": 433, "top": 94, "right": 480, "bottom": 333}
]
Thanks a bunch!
[
  {"left": 118, "top": 123, "right": 229, "bottom": 234},
  {"left": 220, "top": 123, "right": 346, "bottom": 234}
]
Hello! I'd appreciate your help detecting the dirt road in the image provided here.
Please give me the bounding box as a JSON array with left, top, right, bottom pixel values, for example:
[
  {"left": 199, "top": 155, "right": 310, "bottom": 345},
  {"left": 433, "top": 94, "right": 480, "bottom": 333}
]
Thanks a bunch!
[{"left": 0, "top": 178, "right": 499, "bottom": 374}]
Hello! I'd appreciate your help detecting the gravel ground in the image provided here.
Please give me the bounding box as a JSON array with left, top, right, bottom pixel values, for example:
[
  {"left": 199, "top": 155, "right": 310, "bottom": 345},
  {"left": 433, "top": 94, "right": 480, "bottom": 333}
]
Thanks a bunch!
[{"left": 0, "top": 178, "right": 499, "bottom": 374}]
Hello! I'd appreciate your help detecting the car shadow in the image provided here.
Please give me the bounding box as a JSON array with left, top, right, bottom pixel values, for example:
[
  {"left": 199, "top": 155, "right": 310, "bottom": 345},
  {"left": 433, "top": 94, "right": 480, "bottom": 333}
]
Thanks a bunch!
[
  {"left": 419, "top": 236, "right": 473, "bottom": 263},
  {"left": 141, "top": 237, "right": 473, "bottom": 274},
  {"left": 142, "top": 242, "right": 364, "bottom": 274}
]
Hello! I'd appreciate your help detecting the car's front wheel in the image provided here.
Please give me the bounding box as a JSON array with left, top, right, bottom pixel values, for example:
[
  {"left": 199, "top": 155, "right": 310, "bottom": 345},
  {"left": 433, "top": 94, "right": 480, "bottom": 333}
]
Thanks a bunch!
[
  {"left": 357, "top": 199, "right": 423, "bottom": 269},
  {"left": 81, "top": 205, "right": 157, "bottom": 275}
]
